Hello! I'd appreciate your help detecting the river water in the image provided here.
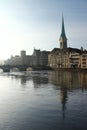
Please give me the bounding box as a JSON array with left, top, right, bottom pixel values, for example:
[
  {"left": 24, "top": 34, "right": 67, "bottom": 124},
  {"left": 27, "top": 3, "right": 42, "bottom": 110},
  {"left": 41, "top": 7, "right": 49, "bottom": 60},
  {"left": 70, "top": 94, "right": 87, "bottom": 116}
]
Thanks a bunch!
[{"left": 0, "top": 70, "right": 87, "bottom": 130}]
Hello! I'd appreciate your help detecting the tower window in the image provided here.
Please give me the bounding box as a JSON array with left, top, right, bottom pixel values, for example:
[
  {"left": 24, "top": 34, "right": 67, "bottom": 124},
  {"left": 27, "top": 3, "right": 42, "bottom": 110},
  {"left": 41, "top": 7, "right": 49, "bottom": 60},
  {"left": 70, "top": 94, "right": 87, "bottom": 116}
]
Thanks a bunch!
[{"left": 61, "top": 42, "right": 62, "bottom": 46}]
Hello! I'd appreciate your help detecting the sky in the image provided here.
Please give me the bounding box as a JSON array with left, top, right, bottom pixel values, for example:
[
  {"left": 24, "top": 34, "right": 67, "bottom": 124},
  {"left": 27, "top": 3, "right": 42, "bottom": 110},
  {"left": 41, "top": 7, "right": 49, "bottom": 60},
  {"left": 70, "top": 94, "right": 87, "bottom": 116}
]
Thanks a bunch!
[{"left": 0, "top": 0, "right": 87, "bottom": 60}]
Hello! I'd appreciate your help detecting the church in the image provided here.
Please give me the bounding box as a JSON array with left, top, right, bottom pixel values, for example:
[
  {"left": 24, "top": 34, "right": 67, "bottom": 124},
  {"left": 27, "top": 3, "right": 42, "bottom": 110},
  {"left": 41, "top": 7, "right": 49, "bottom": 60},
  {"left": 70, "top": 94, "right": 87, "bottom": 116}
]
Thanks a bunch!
[{"left": 48, "top": 16, "right": 87, "bottom": 69}]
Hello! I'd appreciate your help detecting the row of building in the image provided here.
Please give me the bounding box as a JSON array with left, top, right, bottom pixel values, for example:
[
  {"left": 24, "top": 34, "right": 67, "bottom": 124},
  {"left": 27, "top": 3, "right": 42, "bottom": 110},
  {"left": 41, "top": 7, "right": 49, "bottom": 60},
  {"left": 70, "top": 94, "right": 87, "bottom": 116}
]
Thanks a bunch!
[
  {"left": 5, "top": 16, "right": 87, "bottom": 69},
  {"left": 5, "top": 49, "right": 50, "bottom": 67}
]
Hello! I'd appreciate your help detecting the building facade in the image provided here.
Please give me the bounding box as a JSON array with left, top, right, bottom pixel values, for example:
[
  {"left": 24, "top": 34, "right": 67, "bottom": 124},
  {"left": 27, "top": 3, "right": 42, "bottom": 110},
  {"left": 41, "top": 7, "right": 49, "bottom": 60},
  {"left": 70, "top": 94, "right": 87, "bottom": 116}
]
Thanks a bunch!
[
  {"left": 48, "top": 16, "right": 87, "bottom": 69},
  {"left": 5, "top": 49, "right": 50, "bottom": 67},
  {"left": 80, "top": 51, "right": 87, "bottom": 68},
  {"left": 5, "top": 50, "right": 33, "bottom": 66},
  {"left": 32, "top": 49, "right": 50, "bottom": 66}
]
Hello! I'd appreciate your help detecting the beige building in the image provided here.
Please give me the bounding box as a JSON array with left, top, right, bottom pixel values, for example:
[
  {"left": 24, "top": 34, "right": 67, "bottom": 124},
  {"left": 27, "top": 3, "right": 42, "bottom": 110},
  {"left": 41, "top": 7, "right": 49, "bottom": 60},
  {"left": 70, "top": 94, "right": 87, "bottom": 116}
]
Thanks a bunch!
[
  {"left": 80, "top": 51, "right": 87, "bottom": 68},
  {"left": 48, "top": 16, "right": 87, "bottom": 69}
]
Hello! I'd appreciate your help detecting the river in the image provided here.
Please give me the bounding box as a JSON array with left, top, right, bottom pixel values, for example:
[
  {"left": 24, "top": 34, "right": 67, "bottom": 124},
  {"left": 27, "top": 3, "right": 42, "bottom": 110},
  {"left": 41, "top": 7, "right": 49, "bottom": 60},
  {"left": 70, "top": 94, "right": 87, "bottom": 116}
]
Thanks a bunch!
[{"left": 0, "top": 70, "right": 87, "bottom": 130}]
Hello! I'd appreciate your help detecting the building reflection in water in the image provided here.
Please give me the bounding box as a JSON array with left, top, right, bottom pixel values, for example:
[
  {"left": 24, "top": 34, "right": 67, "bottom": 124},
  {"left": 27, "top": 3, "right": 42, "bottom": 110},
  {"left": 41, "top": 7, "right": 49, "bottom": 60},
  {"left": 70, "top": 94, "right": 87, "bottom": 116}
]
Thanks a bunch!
[
  {"left": 10, "top": 74, "right": 27, "bottom": 84},
  {"left": 60, "top": 86, "right": 68, "bottom": 120},
  {"left": 48, "top": 71, "right": 87, "bottom": 90},
  {"left": 48, "top": 71, "right": 87, "bottom": 119},
  {"left": 32, "top": 72, "right": 48, "bottom": 88},
  {"left": 9, "top": 71, "right": 87, "bottom": 119},
  {"left": 10, "top": 71, "right": 49, "bottom": 88}
]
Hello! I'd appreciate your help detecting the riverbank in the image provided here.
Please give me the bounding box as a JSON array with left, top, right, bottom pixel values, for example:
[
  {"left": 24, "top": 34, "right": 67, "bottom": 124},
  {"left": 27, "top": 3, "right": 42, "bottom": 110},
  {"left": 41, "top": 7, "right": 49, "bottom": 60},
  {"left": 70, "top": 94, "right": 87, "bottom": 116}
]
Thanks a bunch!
[{"left": 54, "top": 68, "right": 87, "bottom": 72}]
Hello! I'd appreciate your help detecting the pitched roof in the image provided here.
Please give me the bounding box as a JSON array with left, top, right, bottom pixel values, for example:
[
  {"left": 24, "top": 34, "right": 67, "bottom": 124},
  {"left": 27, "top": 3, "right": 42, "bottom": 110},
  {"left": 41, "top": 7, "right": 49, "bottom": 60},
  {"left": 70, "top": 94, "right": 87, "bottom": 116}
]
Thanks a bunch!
[
  {"left": 51, "top": 48, "right": 60, "bottom": 53},
  {"left": 50, "top": 47, "right": 83, "bottom": 55}
]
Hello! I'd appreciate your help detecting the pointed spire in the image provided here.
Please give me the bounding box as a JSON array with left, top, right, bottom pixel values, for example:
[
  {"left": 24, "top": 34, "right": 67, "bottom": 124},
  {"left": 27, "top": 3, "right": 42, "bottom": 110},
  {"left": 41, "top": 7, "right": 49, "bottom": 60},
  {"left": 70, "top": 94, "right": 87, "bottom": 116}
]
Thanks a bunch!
[
  {"left": 61, "top": 15, "right": 66, "bottom": 38},
  {"left": 59, "top": 15, "right": 67, "bottom": 49}
]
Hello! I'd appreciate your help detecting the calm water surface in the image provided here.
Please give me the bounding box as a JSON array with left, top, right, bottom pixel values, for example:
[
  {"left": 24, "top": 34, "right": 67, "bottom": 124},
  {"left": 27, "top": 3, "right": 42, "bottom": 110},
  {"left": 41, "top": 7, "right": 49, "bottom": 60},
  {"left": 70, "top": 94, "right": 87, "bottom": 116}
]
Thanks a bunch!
[{"left": 0, "top": 70, "right": 87, "bottom": 130}]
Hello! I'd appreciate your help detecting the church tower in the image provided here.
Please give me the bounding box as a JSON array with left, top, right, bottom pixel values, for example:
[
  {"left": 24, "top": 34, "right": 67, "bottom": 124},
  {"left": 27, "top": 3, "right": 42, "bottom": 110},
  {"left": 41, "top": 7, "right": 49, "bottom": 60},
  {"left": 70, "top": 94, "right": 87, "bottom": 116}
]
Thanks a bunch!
[{"left": 59, "top": 16, "right": 67, "bottom": 49}]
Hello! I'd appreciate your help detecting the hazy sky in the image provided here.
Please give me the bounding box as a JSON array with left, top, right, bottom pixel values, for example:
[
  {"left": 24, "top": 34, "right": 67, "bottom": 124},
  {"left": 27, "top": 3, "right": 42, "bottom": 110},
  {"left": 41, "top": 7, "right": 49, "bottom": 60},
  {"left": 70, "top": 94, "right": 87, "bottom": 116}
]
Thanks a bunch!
[{"left": 0, "top": 0, "right": 87, "bottom": 60}]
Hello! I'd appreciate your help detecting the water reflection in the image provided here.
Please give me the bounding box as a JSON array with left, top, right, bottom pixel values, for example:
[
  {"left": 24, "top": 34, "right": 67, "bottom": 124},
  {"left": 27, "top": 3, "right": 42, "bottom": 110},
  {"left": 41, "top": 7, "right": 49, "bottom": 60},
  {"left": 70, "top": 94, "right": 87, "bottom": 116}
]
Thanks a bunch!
[
  {"left": 3, "top": 70, "right": 87, "bottom": 89},
  {"left": 48, "top": 71, "right": 87, "bottom": 120},
  {"left": 9, "top": 71, "right": 49, "bottom": 87},
  {"left": 7, "top": 71, "right": 87, "bottom": 120},
  {"left": 60, "top": 86, "right": 68, "bottom": 120},
  {"left": 32, "top": 72, "right": 48, "bottom": 88},
  {"left": 49, "top": 71, "right": 87, "bottom": 90}
]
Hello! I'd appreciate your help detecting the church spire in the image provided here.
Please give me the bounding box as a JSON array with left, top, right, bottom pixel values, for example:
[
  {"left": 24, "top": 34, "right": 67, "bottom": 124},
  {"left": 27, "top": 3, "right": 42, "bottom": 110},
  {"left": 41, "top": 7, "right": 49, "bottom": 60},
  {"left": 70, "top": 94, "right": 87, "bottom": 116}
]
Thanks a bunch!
[
  {"left": 61, "top": 15, "right": 66, "bottom": 38},
  {"left": 59, "top": 15, "right": 67, "bottom": 49}
]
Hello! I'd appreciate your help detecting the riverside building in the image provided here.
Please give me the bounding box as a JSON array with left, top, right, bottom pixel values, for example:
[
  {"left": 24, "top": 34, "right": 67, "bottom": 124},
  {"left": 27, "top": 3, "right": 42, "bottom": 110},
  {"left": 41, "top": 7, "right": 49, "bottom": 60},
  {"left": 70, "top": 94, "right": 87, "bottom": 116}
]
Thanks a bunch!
[
  {"left": 48, "top": 16, "right": 87, "bottom": 69},
  {"left": 5, "top": 49, "right": 50, "bottom": 67}
]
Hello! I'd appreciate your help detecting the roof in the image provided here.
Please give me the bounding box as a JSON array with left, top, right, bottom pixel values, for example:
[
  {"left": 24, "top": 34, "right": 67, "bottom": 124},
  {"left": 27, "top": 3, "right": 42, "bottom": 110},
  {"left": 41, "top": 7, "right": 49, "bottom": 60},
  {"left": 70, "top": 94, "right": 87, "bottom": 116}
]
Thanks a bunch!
[
  {"left": 60, "top": 16, "right": 67, "bottom": 38},
  {"left": 51, "top": 48, "right": 60, "bottom": 53},
  {"left": 50, "top": 47, "right": 83, "bottom": 55},
  {"left": 67, "top": 47, "right": 82, "bottom": 53}
]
